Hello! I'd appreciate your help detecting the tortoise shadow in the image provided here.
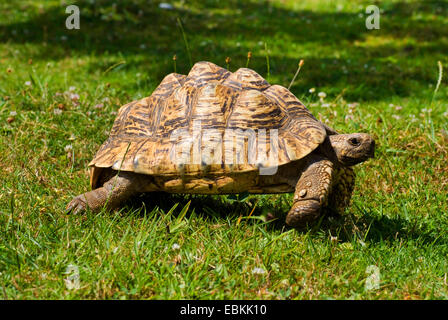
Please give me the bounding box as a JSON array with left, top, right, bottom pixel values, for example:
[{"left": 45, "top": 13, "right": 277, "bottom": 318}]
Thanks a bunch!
[
  {"left": 123, "top": 192, "right": 288, "bottom": 230},
  {"left": 320, "top": 209, "right": 447, "bottom": 246},
  {"left": 121, "top": 192, "right": 444, "bottom": 246}
]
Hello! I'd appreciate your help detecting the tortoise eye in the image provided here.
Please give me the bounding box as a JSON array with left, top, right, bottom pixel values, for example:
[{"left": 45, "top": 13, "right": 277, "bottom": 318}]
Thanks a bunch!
[{"left": 349, "top": 137, "right": 361, "bottom": 146}]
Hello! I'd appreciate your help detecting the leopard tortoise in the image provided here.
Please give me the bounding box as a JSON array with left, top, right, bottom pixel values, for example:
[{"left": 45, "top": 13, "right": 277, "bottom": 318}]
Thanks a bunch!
[{"left": 67, "top": 61, "right": 375, "bottom": 227}]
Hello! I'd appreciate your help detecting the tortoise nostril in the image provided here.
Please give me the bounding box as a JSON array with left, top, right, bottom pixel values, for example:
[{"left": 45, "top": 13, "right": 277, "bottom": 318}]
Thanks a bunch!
[{"left": 349, "top": 137, "right": 360, "bottom": 146}]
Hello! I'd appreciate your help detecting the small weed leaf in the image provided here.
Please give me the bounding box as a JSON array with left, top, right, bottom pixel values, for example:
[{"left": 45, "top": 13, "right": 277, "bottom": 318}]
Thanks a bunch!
[{"left": 169, "top": 200, "right": 191, "bottom": 233}]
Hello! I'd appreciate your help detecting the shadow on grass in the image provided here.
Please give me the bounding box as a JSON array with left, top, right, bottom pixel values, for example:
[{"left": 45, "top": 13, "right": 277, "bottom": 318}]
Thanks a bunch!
[
  {"left": 125, "top": 192, "right": 261, "bottom": 222},
  {"left": 1, "top": 0, "right": 447, "bottom": 100},
  {"left": 119, "top": 191, "right": 445, "bottom": 246},
  {"left": 322, "top": 209, "right": 447, "bottom": 246}
]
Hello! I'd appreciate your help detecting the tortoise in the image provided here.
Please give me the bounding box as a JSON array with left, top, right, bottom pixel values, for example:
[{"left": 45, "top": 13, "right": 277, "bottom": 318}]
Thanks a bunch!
[{"left": 66, "top": 61, "right": 375, "bottom": 227}]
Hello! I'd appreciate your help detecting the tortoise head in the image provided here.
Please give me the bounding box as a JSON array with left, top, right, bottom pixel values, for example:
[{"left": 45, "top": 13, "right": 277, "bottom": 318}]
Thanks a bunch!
[{"left": 327, "top": 133, "right": 375, "bottom": 166}]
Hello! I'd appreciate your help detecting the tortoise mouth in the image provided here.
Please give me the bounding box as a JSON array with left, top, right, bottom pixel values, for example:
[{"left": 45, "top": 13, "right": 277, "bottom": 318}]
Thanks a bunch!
[
  {"left": 341, "top": 156, "right": 363, "bottom": 166},
  {"left": 342, "top": 142, "right": 375, "bottom": 165},
  {"left": 368, "top": 140, "right": 376, "bottom": 158}
]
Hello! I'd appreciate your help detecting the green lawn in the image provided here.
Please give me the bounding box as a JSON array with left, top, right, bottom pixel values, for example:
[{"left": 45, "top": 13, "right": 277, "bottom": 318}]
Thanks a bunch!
[{"left": 0, "top": 0, "right": 447, "bottom": 299}]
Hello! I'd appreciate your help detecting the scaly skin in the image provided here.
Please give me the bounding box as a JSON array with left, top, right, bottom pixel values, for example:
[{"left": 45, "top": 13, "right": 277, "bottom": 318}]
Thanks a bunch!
[
  {"left": 326, "top": 166, "right": 356, "bottom": 215},
  {"left": 66, "top": 172, "right": 142, "bottom": 214},
  {"left": 286, "top": 155, "right": 334, "bottom": 227}
]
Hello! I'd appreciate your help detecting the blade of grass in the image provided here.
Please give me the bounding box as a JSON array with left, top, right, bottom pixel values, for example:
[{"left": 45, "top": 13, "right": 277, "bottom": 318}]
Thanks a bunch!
[
  {"left": 173, "top": 54, "right": 177, "bottom": 73},
  {"left": 177, "top": 17, "right": 193, "bottom": 68},
  {"left": 246, "top": 51, "right": 252, "bottom": 68},
  {"left": 430, "top": 61, "right": 443, "bottom": 106},
  {"left": 264, "top": 42, "right": 270, "bottom": 81},
  {"left": 103, "top": 61, "right": 126, "bottom": 76},
  {"left": 288, "top": 59, "right": 304, "bottom": 90},
  {"left": 169, "top": 200, "right": 191, "bottom": 233}
]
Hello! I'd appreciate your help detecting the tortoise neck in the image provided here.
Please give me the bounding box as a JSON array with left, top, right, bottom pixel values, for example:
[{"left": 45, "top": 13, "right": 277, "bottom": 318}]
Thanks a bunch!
[{"left": 318, "top": 136, "right": 340, "bottom": 166}]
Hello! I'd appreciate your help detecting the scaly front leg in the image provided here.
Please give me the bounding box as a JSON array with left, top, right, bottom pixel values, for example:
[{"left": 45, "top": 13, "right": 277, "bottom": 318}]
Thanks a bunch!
[
  {"left": 286, "top": 155, "right": 333, "bottom": 227},
  {"left": 325, "top": 166, "right": 355, "bottom": 216}
]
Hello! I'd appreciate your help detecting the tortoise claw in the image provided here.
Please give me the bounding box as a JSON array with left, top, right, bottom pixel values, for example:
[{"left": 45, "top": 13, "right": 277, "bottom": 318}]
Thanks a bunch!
[
  {"left": 66, "top": 196, "right": 88, "bottom": 215},
  {"left": 286, "top": 200, "right": 321, "bottom": 228}
]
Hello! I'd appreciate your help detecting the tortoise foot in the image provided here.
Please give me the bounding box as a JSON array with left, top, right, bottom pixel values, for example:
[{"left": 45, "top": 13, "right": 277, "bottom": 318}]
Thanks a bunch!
[
  {"left": 66, "top": 195, "right": 88, "bottom": 215},
  {"left": 286, "top": 200, "right": 321, "bottom": 227}
]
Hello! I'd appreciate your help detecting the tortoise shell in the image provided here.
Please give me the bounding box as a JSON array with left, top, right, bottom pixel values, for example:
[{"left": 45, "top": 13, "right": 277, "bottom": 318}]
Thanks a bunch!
[{"left": 89, "top": 61, "right": 327, "bottom": 188}]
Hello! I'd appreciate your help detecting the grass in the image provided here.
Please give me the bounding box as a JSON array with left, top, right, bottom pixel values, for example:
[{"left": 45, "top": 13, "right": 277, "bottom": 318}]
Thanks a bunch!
[{"left": 0, "top": 0, "right": 447, "bottom": 299}]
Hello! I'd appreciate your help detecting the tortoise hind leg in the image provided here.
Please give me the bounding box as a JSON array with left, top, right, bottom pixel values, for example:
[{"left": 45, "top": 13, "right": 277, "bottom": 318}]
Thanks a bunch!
[
  {"left": 286, "top": 155, "right": 333, "bottom": 227},
  {"left": 66, "top": 171, "right": 143, "bottom": 215}
]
